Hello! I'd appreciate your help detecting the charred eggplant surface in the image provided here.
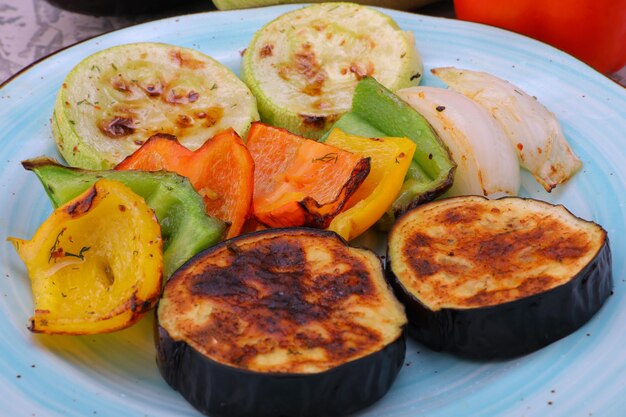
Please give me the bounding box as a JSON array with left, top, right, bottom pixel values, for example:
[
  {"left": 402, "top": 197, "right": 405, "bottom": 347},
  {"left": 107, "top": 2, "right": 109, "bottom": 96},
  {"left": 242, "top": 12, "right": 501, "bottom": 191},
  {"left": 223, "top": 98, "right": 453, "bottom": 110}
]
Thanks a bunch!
[
  {"left": 387, "top": 196, "right": 612, "bottom": 359},
  {"left": 156, "top": 228, "right": 407, "bottom": 417}
]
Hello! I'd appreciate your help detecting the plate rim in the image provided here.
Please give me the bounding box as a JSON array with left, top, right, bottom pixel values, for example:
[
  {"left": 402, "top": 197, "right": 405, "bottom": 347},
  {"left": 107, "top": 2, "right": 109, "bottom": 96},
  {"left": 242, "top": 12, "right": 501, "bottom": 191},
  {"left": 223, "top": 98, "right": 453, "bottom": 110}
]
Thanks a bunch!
[{"left": 1, "top": 4, "right": 626, "bottom": 417}]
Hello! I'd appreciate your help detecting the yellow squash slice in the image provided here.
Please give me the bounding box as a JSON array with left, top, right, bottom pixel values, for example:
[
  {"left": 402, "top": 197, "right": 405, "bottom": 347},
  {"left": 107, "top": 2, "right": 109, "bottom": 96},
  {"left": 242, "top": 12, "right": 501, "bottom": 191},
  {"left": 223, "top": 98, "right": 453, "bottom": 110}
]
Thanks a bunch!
[{"left": 8, "top": 179, "right": 163, "bottom": 335}]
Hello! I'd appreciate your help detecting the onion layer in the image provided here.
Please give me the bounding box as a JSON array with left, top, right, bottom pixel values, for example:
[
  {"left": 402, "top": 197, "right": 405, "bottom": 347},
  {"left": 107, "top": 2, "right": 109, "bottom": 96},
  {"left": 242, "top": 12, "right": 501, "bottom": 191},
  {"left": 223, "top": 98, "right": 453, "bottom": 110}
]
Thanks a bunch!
[
  {"left": 432, "top": 67, "right": 582, "bottom": 192},
  {"left": 396, "top": 86, "right": 520, "bottom": 197}
]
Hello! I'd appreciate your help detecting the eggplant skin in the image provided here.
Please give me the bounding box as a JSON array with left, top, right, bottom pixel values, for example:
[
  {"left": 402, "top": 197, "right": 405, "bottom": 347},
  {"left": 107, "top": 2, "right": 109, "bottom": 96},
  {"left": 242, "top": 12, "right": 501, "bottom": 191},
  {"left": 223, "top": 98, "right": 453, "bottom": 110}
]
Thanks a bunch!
[
  {"left": 155, "top": 323, "right": 405, "bottom": 417},
  {"left": 386, "top": 196, "right": 613, "bottom": 359},
  {"left": 387, "top": 239, "right": 612, "bottom": 359},
  {"left": 155, "top": 227, "right": 407, "bottom": 417}
]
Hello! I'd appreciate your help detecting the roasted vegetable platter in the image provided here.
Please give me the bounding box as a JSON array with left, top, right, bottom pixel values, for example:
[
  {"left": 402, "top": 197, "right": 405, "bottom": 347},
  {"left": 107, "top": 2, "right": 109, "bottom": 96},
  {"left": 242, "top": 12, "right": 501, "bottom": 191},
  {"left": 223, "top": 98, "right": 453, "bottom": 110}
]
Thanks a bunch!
[{"left": 1, "top": 4, "right": 626, "bottom": 417}]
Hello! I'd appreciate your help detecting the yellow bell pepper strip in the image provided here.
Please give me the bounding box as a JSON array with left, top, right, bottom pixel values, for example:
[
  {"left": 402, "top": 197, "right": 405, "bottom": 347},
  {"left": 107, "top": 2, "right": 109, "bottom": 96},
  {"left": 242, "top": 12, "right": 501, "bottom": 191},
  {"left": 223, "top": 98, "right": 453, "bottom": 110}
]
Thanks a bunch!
[
  {"left": 8, "top": 179, "right": 163, "bottom": 335},
  {"left": 325, "top": 129, "right": 416, "bottom": 241},
  {"left": 321, "top": 77, "right": 455, "bottom": 228}
]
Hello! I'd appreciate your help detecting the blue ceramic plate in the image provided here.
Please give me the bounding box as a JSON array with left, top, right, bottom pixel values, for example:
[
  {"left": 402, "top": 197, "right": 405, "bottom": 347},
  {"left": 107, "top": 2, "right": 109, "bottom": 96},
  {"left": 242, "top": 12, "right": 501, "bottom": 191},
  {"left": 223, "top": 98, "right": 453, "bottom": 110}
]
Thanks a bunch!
[{"left": 1, "top": 5, "right": 625, "bottom": 417}]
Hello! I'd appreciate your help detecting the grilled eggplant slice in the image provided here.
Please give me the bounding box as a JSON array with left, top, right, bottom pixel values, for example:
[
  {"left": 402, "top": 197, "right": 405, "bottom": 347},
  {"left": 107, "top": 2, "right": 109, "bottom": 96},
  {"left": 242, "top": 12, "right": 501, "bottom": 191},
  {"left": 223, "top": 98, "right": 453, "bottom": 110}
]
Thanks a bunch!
[
  {"left": 156, "top": 228, "right": 406, "bottom": 417},
  {"left": 387, "top": 196, "right": 612, "bottom": 359}
]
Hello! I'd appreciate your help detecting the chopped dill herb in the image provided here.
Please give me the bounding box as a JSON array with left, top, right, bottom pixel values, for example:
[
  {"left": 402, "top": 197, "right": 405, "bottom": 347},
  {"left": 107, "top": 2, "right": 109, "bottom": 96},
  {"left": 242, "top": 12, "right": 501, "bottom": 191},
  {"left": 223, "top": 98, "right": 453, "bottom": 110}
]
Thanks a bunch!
[
  {"left": 48, "top": 229, "right": 65, "bottom": 263},
  {"left": 64, "top": 246, "right": 91, "bottom": 260},
  {"left": 77, "top": 99, "right": 98, "bottom": 107},
  {"left": 312, "top": 152, "right": 339, "bottom": 163},
  {"left": 48, "top": 229, "right": 90, "bottom": 262}
]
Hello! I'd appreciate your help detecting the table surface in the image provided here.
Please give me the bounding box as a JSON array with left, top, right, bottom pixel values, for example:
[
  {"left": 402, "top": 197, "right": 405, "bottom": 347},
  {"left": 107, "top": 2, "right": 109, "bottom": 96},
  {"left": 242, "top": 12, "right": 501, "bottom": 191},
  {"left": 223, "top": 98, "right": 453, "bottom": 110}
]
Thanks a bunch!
[{"left": 1, "top": 0, "right": 625, "bottom": 87}]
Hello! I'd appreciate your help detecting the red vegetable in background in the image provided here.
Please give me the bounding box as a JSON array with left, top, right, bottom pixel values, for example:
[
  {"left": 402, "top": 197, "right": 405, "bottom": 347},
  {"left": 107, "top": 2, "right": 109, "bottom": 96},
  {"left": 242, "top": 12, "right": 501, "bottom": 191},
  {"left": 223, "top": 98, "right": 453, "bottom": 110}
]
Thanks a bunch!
[{"left": 454, "top": 0, "right": 626, "bottom": 74}]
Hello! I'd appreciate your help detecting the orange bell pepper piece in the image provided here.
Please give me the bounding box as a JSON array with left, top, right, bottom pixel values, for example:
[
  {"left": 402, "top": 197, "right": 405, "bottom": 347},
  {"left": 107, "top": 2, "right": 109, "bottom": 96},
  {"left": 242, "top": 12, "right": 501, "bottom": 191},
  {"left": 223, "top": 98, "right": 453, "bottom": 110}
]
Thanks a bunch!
[
  {"left": 247, "top": 122, "right": 370, "bottom": 228},
  {"left": 115, "top": 129, "right": 254, "bottom": 239}
]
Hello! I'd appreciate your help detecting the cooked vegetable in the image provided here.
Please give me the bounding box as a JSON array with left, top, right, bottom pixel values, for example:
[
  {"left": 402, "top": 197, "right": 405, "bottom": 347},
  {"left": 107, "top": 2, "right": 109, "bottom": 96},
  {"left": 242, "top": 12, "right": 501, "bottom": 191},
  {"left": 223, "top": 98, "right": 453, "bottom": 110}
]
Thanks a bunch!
[
  {"left": 325, "top": 128, "right": 416, "bottom": 241},
  {"left": 22, "top": 157, "right": 225, "bottom": 277},
  {"left": 454, "top": 0, "right": 626, "bottom": 73},
  {"left": 387, "top": 196, "right": 612, "bottom": 358},
  {"left": 116, "top": 129, "right": 254, "bottom": 239},
  {"left": 8, "top": 179, "right": 162, "bottom": 335},
  {"left": 52, "top": 42, "right": 259, "bottom": 169},
  {"left": 156, "top": 228, "right": 407, "bottom": 417},
  {"left": 432, "top": 67, "right": 582, "bottom": 192},
  {"left": 396, "top": 86, "right": 520, "bottom": 197},
  {"left": 247, "top": 122, "right": 370, "bottom": 228},
  {"left": 323, "top": 77, "right": 455, "bottom": 225},
  {"left": 241, "top": 2, "right": 422, "bottom": 139}
]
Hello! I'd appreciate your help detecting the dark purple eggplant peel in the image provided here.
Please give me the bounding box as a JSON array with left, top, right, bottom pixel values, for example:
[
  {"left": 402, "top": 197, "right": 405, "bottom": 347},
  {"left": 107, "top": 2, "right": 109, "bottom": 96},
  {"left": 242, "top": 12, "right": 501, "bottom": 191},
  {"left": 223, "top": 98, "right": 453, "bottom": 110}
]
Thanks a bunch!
[
  {"left": 155, "top": 228, "right": 407, "bottom": 417},
  {"left": 386, "top": 196, "right": 613, "bottom": 359}
]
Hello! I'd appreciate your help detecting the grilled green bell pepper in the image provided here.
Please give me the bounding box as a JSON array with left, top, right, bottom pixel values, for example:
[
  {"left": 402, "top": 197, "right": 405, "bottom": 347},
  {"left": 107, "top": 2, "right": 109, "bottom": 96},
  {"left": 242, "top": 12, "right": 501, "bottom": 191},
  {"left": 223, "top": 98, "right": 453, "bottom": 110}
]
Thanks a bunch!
[
  {"left": 322, "top": 77, "right": 456, "bottom": 228},
  {"left": 22, "top": 157, "right": 226, "bottom": 277}
]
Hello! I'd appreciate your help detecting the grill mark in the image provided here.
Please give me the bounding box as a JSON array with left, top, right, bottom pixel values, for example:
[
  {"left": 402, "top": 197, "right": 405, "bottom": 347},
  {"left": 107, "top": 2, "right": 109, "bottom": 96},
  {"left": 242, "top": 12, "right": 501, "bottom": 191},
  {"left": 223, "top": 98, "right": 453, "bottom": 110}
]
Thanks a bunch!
[
  {"left": 439, "top": 204, "right": 484, "bottom": 224},
  {"left": 259, "top": 44, "right": 274, "bottom": 58},
  {"left": 164, "top": 89, "right": 192, "bottom": 105},
  {"left": 110, "top": 74, "right": 131, "bottom": 93},
  {"left": 348, "top": 61, "right": 375, "bottom": 80},
  {"left": 202, "top": 106, "right": 224, "bottom": 128},
  {"left": 399, "top": 206, "right": 596, "bottom": 308},
  {"left": 169, "top": 49, "right": 206, "bottom": 69},
  {"left": 65, "top": 187, "right": 98, "bottom": 217},
  {"left": 99, "top": 116, "right": 135, "bottom": 138},
  {"left": 142, "top": 83, "right": 163, "bottom": 96},
  {"left": 176, "top": 114, "right": 194, "bottom": 128},
  {"left": 292, "top": 43, "right": 327, "bottom": 96},
  {"left": 299, "top": 114, "right": 327, "bottom": 129},
  {"left": 179, "top": 234, "right": 382, "bottom": 369}
]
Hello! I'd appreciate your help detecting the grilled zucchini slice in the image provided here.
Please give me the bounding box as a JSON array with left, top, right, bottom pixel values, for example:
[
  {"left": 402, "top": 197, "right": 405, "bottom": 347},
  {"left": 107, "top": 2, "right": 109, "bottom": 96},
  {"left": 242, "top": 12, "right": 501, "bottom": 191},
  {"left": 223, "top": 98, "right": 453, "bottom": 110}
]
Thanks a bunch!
[
  {"left": 241, "top": 2, "right": 423, "bottom": 139},
  {"left": 387, "top": 196, "right": 612, "bottom": 359},
  {"left": 53, "top": 42, "right": 259, "bottom": 169},
  {"left": 156, "top": 228, "right": 406, "bottom": 417}
]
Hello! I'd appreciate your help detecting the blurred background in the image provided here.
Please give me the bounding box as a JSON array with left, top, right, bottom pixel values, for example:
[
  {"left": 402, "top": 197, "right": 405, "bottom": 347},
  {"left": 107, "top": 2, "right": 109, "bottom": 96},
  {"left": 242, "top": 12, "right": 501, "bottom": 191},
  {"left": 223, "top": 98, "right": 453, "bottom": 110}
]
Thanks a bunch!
[{"left": 1, "top": 0, "right": 625, "bottom": 85}]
